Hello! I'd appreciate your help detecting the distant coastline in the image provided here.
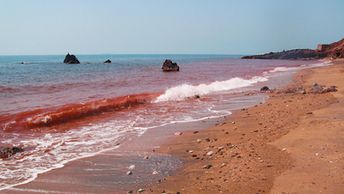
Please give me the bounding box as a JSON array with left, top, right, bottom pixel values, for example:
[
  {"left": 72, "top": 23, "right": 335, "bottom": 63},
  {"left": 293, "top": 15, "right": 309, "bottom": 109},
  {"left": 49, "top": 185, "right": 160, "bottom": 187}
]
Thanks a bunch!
[{"left": 242, "top": 38, "right": 344, "bottom": 60}]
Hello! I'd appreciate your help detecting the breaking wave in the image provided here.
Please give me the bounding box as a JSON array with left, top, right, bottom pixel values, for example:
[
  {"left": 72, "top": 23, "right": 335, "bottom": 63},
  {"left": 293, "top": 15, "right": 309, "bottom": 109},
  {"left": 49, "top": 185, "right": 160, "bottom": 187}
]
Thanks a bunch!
[
  {"left": 155, "top": 76, "right": 268, "bottom": 102},
  {"left": 1, "top": 93, "right": 158, "bottom": 131}
]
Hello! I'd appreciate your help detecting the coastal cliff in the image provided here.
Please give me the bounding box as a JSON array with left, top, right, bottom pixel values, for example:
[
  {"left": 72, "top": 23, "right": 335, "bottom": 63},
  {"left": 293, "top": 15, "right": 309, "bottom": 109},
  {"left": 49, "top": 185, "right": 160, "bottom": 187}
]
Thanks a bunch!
[{"left": 242, "top": 38, "right": 344, "bottom": 60}]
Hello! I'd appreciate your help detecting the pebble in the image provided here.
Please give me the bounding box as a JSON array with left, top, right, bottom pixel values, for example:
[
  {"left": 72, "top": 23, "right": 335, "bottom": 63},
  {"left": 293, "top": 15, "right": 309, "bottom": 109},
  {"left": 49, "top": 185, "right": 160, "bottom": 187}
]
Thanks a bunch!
[
  {"left": 203, "top": 164, "right": 212, "bottom": 169},
  {"left": 126, "top": 171, "right": 133, "bottom": 175},
  {"left": 128, "top": 165, "right": 135, "bottom": 170},
  {"left": 143, "top": 156, "right": 149, "bottom": 159},
  {"left": 206, "top": 151, "right": 214, "bottom": 156},
  {"left": 174, "top": 132, "right": 183, "bottom": 136},
  {"left": 137, "top": 188, "right": 145, "bottom": 193},
  {"left": 197, "top": 139, "right": 202, "bottom": 143},
  {"left": 152, "top": 170, "right": 158, "bottom": 175}
]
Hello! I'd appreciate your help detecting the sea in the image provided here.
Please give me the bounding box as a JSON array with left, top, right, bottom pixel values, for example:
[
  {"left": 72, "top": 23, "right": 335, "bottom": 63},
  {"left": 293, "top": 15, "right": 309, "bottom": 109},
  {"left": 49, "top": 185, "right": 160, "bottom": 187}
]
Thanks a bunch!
[{"left": 0, "top": 54, "right": 327, "bottom": 190}]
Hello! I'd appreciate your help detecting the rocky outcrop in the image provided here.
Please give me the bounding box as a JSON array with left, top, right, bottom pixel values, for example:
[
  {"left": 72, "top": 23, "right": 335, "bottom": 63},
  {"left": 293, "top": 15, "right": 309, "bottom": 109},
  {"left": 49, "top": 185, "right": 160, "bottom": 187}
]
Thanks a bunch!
[
  {"left": 63, "top": 53, "right": 80, "bottom": 64},
  {"left": 0, "top": 146, "right": 24, "bottom": 159},
  {"left": 162, "top": 60, "right": 180, "bottom": 72},
  {"left": 242, "top": 38, "right": 344, "bottom": 60},
  {"left": 310, "top": 83, "right": 337, "bottom": 94},
  {"left": 104, "top": 59, "right": 112, "bottom": 64}
]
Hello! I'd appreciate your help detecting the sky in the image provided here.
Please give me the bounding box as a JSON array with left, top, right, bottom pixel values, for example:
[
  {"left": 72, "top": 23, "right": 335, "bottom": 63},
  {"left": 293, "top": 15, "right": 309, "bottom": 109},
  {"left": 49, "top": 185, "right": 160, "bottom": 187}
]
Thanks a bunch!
[{"left": 0, "top": 0, "right": 344, "bottom": 55}]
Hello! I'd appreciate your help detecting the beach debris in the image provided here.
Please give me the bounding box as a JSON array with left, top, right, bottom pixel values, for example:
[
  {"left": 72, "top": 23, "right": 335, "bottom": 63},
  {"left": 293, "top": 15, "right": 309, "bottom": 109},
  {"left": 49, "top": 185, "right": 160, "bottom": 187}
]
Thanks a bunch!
[
  {"left": 203, "top": 164, "right": 212, "bottom": 169},
  {"left": 162, "top": 59, "right": 180, "bottom": 72},
  {"left": 104, "top": 59, "right": 112, "bottom": 64},
  {"left": 174, "top": 132, "right": 183, "bottom": 136},
  {"left": 260, "top": 86, "right": 270, "bottom": 92},
  {"left": 63, "top": 53, "right": 80, "bottom": 64},
  {"left": 0, "top": 146, "right": 24, "bottom": 159},
  {"left": 137, "top": 188, "right": 145, "bottom": 193},
  {"left": 126, "top": 171, "right": 133, "bottom": 175},
  {"left": 128, "top": 164, "right": 135, "bottom": 170}
]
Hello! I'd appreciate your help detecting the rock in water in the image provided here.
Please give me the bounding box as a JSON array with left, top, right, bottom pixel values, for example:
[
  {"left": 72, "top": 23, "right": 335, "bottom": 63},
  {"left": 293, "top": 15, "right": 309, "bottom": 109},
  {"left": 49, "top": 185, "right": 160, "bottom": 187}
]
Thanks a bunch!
[
  {"left": 63, "top": 53, "right": 80, "bottom": 64},
  {"left": 260, "top": 86, "right": 270, "bottom": 92},
  {"left": 104, "top": 59, "right": 112, "bottom": 64},
  {"left": 0, "top": 146, "right": 24, "bottom": 159},
  {"left": 162, "top": 59, "right": 180, "bottom": 72}
]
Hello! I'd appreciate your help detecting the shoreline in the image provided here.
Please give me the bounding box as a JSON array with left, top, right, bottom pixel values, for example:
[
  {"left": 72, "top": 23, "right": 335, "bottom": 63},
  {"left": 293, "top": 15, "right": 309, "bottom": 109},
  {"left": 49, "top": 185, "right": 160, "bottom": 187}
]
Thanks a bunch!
[
  {"left": 148, "top": 60, "right": 344, "bottom": 193},
  {"left": 2, "top": 60, "right": 343, "bottom": 193}
]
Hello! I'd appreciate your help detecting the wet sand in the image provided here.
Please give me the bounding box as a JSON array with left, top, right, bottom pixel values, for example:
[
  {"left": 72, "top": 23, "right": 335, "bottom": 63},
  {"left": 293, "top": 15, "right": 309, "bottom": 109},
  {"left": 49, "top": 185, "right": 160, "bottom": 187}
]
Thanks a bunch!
[
  {"left": 3, "top": 60, "right": 344, "bottom": 194},
  {"left": 149, "top": 60, "right": 344, "bottom": 193}
]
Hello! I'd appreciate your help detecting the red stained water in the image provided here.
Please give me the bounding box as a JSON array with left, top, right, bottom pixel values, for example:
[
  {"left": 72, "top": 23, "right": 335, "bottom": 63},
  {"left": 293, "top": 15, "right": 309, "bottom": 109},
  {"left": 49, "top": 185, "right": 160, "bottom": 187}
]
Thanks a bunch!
[
  {"left": 0, "top": 57, "right": 323, "bottom": 190},
  {"left": 1, "top": 93, "right": 158, "bottom": 132}
]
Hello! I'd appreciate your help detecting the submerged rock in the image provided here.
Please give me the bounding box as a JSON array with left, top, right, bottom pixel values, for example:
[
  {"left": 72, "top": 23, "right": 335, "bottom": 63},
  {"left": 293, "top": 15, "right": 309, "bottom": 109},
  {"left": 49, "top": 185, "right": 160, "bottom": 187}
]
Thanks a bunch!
[
  {"left": 162, "top": 59, "right": 180, "bottom": 72},
  {"left": 104, "top": 59, "right": 112, "bottom": 64},
  {"left": 63, "top": 53, "right": 80, "bottom": 64},
  {"left": 0, "top": 146, "right": 24, "bottom": 159}
]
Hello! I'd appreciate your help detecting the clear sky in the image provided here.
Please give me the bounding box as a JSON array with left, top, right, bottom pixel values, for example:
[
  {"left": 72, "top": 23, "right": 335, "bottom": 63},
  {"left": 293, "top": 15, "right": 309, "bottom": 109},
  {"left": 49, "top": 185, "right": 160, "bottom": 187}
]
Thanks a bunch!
[{"left": 1, "top": 0, "right": 344, "bottom": 55}]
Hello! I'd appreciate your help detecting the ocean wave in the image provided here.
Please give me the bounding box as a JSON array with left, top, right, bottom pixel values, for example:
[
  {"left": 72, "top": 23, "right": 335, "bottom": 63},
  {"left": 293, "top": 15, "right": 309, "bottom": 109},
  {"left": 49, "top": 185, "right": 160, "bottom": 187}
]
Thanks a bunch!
[
  {"left": 1, "top": 93, "right": 158, "bottom": 131},
  {"left": 155, "top": 76, "right": 268, "bottom": 102}
]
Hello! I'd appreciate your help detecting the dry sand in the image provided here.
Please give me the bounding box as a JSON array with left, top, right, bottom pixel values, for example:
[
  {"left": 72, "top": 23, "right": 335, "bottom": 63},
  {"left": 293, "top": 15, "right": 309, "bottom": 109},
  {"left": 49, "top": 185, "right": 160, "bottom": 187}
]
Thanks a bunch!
[{"left": 149, "top": 60, "right": 344, "bottom": 194}]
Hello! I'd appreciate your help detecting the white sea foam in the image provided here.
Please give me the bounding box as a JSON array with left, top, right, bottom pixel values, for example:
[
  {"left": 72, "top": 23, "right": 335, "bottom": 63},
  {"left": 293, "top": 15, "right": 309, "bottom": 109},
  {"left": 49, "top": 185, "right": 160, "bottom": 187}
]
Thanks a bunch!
[
  {"left": 155, "top": 76, "right": 268, "bottom": 102},
  {"left": 269, "top": 61, "right": 332, "bottom": 74}
]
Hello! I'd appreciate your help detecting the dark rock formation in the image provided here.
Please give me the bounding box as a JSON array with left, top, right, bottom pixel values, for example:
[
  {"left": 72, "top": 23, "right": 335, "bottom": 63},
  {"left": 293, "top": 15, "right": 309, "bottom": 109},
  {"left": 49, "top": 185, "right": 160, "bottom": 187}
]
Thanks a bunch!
[
  {"left": 0, "top": 146, "right": 24, "bottom": 159},
  {"left": 311, "top": 83, "right": 324, "bottom": 94},
  {"left": 280, "top": 87, "right": 307, "bottom": 95},
  {"left": 260, "top": 86, "right": 270, "bottom": 92},
  {"left": 63, "top": 53, "right": 80, "bottom": 64},
  {"left": 311, "top": 83, "right": 337, "bottom": 94},
  {"left": 162, "top": 59, "right": 180, "bottom": 72},
  {"left": 242, "top": 38, "right": 344, "bottom": 60},
  {"left": 104, "top": 59, "right": 112, "bottom": 64}
]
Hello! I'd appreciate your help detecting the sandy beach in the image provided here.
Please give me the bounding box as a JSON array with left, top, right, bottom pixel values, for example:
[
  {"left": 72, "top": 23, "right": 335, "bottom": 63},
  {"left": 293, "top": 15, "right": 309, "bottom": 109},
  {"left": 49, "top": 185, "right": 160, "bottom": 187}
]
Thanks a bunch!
[
  {"left": 2, "top": 60, "right": 343, "bottom": 194},
  {"left": 147, "top": 60, "right": 344, "bottom": 194}
]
